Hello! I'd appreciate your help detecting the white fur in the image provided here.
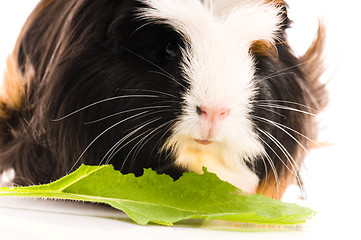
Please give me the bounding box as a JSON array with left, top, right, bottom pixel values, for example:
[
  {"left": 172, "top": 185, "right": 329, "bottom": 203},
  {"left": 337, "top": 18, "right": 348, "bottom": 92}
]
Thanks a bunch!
[{"left": 140, "top": 0, "right": 282, "bottom": 193}]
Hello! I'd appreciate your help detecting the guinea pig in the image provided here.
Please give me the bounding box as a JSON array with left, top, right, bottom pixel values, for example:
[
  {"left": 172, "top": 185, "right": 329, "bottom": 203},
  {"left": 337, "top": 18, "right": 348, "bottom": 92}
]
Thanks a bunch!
[{"left": 0, "top": 0, "right": 327, "bottom": 199}]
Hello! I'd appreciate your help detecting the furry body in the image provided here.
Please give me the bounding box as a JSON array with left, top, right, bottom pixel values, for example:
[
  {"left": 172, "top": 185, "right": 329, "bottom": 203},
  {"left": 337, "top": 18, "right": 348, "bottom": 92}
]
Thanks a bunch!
[{"left": 0, "top": 0, "right": 326, "bottom": 199}]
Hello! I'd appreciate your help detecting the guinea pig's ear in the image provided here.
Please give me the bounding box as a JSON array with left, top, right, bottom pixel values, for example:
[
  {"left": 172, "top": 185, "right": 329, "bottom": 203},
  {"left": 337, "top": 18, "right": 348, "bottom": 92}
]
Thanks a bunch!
[
  {"left": 249, "top": 40, "right": 278, "bottom": 58},
  {"left": 248, "top": 0, "right": 292, "bottom": 58}
]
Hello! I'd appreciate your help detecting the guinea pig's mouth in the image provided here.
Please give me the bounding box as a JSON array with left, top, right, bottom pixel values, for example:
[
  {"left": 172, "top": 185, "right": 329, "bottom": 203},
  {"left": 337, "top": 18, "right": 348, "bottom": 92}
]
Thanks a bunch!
[{"left": 194, "top": 139, "right": 213, "bottom": 145}]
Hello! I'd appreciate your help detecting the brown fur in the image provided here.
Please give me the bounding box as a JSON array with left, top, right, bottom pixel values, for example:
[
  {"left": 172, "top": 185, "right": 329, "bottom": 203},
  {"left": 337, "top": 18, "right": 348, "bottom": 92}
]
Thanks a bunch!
[
  {"left": 0, "top": 0, "right": 51, "bottom": 121},
  {"left": 300, "top": 22, "right": 328, "bottom": 112},
  {"left": 0, "top": 55, "right": 32, "bottom": 120},
  {"left": 250, "top": 40, "right": 278, "bottom": 58}
]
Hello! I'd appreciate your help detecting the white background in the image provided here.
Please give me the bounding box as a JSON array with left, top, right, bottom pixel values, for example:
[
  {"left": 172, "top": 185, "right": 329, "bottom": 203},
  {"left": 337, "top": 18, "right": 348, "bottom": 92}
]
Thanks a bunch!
[{"left": 0, "top": 0, "right": 361, "bottom": 239}]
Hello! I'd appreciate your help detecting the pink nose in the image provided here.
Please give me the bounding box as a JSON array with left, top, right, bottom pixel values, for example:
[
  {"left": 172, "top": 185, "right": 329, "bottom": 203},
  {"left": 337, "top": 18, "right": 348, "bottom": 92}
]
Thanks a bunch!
[{"left": 196, "top": 106, "right": 229, "bottom": 122}]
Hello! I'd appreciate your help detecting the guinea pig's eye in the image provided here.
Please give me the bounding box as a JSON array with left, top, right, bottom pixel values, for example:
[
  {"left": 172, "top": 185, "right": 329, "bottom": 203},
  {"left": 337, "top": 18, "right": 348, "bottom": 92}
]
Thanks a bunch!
[{"left": 165, "top": 39, "right": 181, "bottom": 58}]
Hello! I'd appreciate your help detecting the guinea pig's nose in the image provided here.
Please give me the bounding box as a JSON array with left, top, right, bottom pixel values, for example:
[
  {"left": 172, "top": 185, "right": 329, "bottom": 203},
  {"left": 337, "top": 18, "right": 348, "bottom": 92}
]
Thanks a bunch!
[{"left": 196, "top": 106, "right": 229, "bottom": 123}]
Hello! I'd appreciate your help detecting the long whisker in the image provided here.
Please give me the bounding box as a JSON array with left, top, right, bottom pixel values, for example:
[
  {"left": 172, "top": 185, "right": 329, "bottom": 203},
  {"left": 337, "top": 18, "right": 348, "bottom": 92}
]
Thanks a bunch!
[
  {"left": 258, "top": 72, "right": 293, "bottom": 82},
  {"left": 119, "top": 88, "right": 180, "bottom": 99},
  {"left": 254, "top": 116, "right": 310, "bottom": 152},
  {"left": 103, "top": 108, "right": 175, "bottom": 165},
  {"left": 149, "top": 119, "right": 176, "bottom": 157},
  {"left": 123, "top": 120, "right": 172, "bottom": 171},
  {"left": 254, "top": 139, "right": 269, "bottom": 190},
  {"left": 67, "top": 111, "right": 150, "bottom": 174},
  {"left": 257, "top": 134, "right": 280, "bottom": 194},
  {"left": 255, "top": 100, "right": 317, "bottom": 112},
  {"left": 149, "top": 70, "right": 187, "bottom": 89},
  {"left": 128, "top": 21, "right": 153, "bottom": 38},
  {"left": 120, "top": 47, "right": 186, "bottom": 89},
  {"left": 258, "top": 128, "right": 297, "bottom": 176},
  {"left": 120, "top": 109, "right": 176, "bottom": 135},
  {"left": 256, "top": 103, "right": 317, "bottom": 117},
  {"left": 263, "top": 130, "right": 303, "bottom": 191},
  {"left": 255, "top": 117, "right": 306, "bottom": 170},
  {"left": 124, "top": 130, "right": 156, "bottom": 171},
  {"left": 84, "top": 105, "right": 172, "bottom": 124},
  {"left": 101, "top": 125, "right": 153, "bottom": 166},
  {"left": 255, "top": 115, "right": 319, "bottom": 147},
  {"left": 53, "top": 95, "right": 159, "bottom": 121},
  {"left": 104, "top": 117, "right": 162, "bottom": 166},
  {"left": 253, "top": 106, "right": 286, "bottom": 119},
  {"left": 257, "top": 128, "right": 302, "bottom": 189},
  {"left": 259, "top": 61, "right": 307, "bottom": 81}
]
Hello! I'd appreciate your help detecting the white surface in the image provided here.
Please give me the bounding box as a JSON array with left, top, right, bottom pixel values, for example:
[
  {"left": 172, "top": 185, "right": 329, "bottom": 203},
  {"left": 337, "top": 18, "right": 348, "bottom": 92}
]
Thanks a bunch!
[{"left": 1, "top": 0, "right": 361, "bottom": 239}]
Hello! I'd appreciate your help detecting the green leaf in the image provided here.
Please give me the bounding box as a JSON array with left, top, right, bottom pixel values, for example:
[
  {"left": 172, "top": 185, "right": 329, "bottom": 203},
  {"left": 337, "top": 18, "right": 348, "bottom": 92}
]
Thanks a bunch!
[{"left": 0, "top": 165, "right": 315, "bottom": 226}]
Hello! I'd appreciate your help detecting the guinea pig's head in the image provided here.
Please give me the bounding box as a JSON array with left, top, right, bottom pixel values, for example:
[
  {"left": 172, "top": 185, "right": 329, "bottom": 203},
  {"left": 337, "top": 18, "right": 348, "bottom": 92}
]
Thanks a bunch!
[
  {"left": 12, "top": 0, "right": 324, "bottom": 197},
  {"left": 126, "top": 0, "right": 289, "bottom": 193},
  {"left": 141, "top": 3, "right": 273, "bottom": 189}
]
